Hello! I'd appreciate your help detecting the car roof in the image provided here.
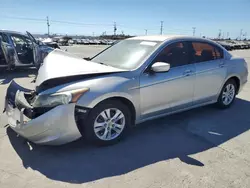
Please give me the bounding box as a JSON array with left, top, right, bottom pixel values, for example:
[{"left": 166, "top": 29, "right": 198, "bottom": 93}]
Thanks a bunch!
[
  {"left": 127, "top": 35, "right": 213, "bottom": 43},
  {"left": 0, "top": 29, "right": 24, "bottom": 35}
]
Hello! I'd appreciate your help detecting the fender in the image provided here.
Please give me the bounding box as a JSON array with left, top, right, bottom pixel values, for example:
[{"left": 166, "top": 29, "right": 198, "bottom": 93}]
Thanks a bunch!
[
  {"left": 216, "top": 74, "right": 241, "bottom": 99},
  {"left": 78, "top": 91, "right": 136, "bottom": 109}
]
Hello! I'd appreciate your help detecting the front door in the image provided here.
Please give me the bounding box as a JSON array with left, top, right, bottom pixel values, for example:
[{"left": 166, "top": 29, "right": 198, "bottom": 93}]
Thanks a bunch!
[
  {"left": 26, "top": 31, "right": 42, "bottom": 68},
  {"left": 140, "top": 41, "right": 195, "bottom": 119},
  {"left": 188, "top": 41, "right": 227, "bottom": 104},
  {"left": 10, "top": 34, "right": 35, "bottom": 65}
]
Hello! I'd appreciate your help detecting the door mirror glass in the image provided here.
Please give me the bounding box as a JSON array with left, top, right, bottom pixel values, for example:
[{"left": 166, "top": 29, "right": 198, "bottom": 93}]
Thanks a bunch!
[{"left": 151, "top": 62, "right": 170, "bottom": 73}]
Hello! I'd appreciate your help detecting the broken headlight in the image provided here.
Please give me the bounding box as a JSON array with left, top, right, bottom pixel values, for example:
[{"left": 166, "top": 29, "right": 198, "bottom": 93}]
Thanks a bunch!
[{"left": 33, "top": 88, "right": 89, "bottom": 108}]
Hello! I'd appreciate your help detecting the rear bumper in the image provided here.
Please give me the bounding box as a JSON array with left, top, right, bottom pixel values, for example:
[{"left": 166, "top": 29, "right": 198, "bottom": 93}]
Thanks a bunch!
[{"left": 4, "top": 81, "right": 82, "bottom": 145}]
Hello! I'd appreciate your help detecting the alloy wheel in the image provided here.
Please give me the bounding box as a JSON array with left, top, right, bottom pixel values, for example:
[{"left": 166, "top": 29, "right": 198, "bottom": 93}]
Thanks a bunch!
[
  {"left": 222, "top": 83, "right": 235, "bottom": 105},
  {"left": 93, "top": 108, "right": 125, "bottom": 141}
]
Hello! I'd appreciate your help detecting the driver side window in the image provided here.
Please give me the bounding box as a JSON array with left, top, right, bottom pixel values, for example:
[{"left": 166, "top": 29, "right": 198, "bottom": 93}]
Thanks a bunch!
[{"left": 153, "top": 42, "right": 189, "bottom": 68}]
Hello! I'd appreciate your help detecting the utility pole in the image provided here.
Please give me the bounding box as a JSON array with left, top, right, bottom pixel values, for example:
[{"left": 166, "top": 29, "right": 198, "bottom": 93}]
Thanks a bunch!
[
  {"left": 145, "top": 29, "right": 148, "bottom": 35},
  {"left": 227, "top": 32, "right": 229, "bottom": 39},
  {"left": 47, "top": 16, "right": 50, "bottom": 37},
  {"left": 222, "top": 32, "right": 225, "bottom": 39},
  {"left": 114, "top": 22, "right": 117, "bottom": 36},
  {"left": 218, "top": 29, "right": 221, "bottom": 39},
  {"left": 240, "top": 29, "right": 243, "bottom": 40},
  {"left": 192, "top": 27, "right": 196, "bottom": 36},
  {"left": 160, "top": 21, "right": 163, "bottom": 35}
]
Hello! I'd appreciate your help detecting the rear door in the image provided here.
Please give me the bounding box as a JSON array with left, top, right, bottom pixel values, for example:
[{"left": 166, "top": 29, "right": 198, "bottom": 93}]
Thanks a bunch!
[
  {"left": 189, "top": 41, "right": 226, "bottom": 104},
  {"left": 26, "top": 31, "right": 42, "bottom": 67}
]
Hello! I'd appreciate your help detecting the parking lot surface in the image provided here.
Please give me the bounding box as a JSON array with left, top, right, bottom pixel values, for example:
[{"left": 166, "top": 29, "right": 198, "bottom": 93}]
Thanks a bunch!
[{"left": 0, "top": 46, "right": 250, "bottom": 188}]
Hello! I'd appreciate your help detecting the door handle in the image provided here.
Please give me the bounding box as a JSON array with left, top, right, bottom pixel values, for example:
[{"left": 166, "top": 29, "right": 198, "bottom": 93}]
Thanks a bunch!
[
  {"left": 183, "top": 70, "right": 192, "bottom": 76},
  {"left": 219, "top": 62, "right": 225, "bottom": 68}
]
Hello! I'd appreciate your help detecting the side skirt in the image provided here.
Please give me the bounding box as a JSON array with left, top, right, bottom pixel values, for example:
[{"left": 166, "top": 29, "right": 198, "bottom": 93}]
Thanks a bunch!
[{"left": 135, "top": 100, "right": 217, "bottom": 125}]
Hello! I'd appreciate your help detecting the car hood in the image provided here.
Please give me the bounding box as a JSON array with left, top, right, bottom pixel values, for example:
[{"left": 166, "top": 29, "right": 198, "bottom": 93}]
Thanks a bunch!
[{"left": 35, "top": 49, "right": 126, "bottom": 86}]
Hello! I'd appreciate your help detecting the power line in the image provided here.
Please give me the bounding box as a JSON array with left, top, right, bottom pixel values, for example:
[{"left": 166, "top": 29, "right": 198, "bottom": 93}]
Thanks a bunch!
[
  {"left": 1, "top": 16, "right": 192, "bottom": 33},
  {"left": 1, "top": 15, "right": 46, "bottom": 22},
  {"left": 50, "top": 20, "right": 113, "bottom": 26},
  {"left": 1, "top": 15, "right": 114, "bottom": 26},
  {"left": 3, "top": 15, "right": 247, "bottom": 39}
]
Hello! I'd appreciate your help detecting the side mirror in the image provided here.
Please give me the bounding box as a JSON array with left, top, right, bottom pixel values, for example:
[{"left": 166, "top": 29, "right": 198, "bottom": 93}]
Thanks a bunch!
[{"left": 151, "top": 62, "right": 170, "bottom": 73}]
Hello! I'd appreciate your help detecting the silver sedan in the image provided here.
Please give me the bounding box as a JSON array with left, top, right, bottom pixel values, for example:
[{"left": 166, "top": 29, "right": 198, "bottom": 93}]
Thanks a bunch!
[{"left": 4, "top": 35, "right": 248, "bottom": 145}]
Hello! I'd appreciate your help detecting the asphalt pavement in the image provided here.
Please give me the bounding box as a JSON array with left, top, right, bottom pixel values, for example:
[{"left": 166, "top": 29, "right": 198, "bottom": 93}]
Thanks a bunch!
[{"left": 0, "top": 46, "right": 250, "bottom": 188}]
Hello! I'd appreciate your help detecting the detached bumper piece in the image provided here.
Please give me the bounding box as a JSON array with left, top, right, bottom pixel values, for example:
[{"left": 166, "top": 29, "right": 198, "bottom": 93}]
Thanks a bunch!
[{"left": 4, "top": 81, "right": 82, "bottom": 145}]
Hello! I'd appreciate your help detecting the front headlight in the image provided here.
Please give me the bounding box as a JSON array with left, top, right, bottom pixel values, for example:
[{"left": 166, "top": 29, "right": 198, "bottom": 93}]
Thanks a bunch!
[{"left": 33, "top": 88, "right": 89, "bottom": 108}]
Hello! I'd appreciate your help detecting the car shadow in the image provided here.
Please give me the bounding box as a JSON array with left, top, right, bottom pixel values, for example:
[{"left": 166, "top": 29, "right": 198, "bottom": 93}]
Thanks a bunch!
[
  {"left": 0, "top": 68, "right": 37, "bottom": 85},
  {"left": 6, "top": 98, "right": 250, "bottom": 184}
]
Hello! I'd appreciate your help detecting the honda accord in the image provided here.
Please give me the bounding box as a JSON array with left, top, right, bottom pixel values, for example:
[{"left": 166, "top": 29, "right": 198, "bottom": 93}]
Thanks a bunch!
[{"left": 4, "top": 35, "right": 248, "bottom": 145}]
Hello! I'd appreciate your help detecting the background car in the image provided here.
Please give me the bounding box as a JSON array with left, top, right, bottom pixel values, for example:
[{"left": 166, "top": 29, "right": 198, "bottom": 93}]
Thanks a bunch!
[
  {"left": 215, "top": 40, "right": 233, "bottom": 51},
  {"left": 41, "top": 38, "right": 60, "bottom": 49},
  {"left": 58, "top": 38, "right": 69, "bottom": 46},
  {"left": 0, "top": 30, "right": 53, "bottom": 69},
  {"left": 76, "top": 39, "right": 82, "bottom": 44},
  {"left": 82, "top": 39, "right": 90, "bottom": 45}
]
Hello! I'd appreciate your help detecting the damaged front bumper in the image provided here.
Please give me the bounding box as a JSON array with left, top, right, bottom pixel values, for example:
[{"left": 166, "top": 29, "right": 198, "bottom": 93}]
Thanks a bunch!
[{"left": 4, "top": 81, "right": 82, "bottom": 145}]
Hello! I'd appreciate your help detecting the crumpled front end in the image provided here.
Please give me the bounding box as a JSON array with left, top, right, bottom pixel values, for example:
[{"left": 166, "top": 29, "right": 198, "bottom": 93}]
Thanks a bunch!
[{"left": 4, "top": 81, "right": 82, "bottom": 145}]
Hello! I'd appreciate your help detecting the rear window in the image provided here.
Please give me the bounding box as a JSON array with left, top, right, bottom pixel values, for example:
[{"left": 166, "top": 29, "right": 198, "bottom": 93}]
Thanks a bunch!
[{"left": 191, "top": 42, "right": 224, "bottom": 63}]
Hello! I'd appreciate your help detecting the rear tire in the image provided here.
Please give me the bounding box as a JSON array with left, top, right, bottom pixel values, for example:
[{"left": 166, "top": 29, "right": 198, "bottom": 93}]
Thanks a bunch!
[
  {"left": 83, "top": 100, "right": 131, "bottom": 146},
  {"left": 216, "top": 79, "right": 237, "bottom": 109}
]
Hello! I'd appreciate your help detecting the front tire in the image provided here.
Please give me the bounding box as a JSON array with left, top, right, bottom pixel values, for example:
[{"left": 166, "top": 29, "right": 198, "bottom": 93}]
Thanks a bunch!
[
  {"left": 84, "top": 100, "right": 131, "bottom": 145},
  {"left": 216, "top": 79, "right": 237, "bottom": 109}
]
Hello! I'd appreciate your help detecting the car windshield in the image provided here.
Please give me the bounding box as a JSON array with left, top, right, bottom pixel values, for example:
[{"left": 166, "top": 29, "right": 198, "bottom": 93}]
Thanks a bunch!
[{"left": 91, "top": 39, "right": 161, "bottom": 70}]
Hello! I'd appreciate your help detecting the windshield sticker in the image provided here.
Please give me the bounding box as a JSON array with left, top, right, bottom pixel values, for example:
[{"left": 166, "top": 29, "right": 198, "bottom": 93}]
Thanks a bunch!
[{"left": 140, "top": 41, "right": 157, "bottom": 46}]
